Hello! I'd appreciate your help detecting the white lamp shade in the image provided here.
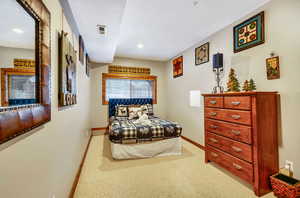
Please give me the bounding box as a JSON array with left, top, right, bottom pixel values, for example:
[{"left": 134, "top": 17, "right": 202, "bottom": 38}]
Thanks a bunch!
[{"left": 190, "top": 90, "right": 201, "bottom": 107}]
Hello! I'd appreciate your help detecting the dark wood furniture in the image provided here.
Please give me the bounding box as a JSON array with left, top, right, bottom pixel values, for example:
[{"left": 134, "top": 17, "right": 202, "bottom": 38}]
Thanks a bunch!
[
  {"left": 202, "top": 92, "right": 279, "bottom": 197},
  {"left": 0, "top": 0, "right": 51, "bottom": 145}
]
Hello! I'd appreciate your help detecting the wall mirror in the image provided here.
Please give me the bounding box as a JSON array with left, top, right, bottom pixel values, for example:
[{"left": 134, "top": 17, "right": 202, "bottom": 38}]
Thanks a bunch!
[
  {"left": 0, "top": 0, "right": 37, "bottom": 107},
  {"left": 0, "top": 0, "right": 51, "bottom": 145}
]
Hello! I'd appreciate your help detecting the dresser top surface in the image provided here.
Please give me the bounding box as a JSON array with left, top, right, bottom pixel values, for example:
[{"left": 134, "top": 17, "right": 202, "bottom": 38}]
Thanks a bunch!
[{"left": 202, "top": 91, "right": 278, "bottom": 97}]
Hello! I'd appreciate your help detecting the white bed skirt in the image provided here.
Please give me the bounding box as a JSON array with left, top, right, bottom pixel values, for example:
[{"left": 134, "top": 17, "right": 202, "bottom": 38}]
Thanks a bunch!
[{"left": 111, "top": 137, "right": 182, "bottom": 160}]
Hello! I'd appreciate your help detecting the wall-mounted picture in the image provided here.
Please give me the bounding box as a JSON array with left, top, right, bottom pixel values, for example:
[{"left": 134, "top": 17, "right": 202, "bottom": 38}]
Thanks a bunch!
[
  {"left": 58, "top": 31, "right": 77, "bottom": 107},
  {"left": 233, "top": 11, "right": 265, "bottom": 53},
  {"left": 86, "top": 54, "right": 90, "bottom": 77},
  {"left": 266, "top": 56, "right": 280, "bottom": 80},
  {"left": 195, "top": 42, "right": 209, "bottom": 65},
  {"left": 79, "top": 35, "right": 85, "bottom": 64},
  {"left": 173, "top": 56, "right": 183, "bottom": 78}
]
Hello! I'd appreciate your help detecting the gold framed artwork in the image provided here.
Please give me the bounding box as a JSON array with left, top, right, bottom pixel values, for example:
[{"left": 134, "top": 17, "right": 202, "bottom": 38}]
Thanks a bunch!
[
  {"left": 173, "top": 56, "right": 183, "bottom": 78},
  {"left": 266, "top": 56, "right": 280, "bottom": 80},
  {"left": 195, "top": 42, "right": 209, "bottom": 65}
]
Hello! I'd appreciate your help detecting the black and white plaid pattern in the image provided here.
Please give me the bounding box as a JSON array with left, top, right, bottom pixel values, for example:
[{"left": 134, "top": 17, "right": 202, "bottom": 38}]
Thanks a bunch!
[
  {"left": 109, "top": 117, "right": 182, "bottom": 143},
  {"left": 146, "top": 104, "right": 153, "bottom": 115},
  {"left": 120, "top": 120, "right": 137, "bottom": 139},
  {"left": 150, "top": 123, "right": 164, "bottom": 138}
]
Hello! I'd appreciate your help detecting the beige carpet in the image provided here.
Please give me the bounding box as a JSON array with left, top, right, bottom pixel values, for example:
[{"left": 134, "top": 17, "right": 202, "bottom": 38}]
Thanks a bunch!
[{"left": 74, "top": 135, "right": 275, "bottom": 198}]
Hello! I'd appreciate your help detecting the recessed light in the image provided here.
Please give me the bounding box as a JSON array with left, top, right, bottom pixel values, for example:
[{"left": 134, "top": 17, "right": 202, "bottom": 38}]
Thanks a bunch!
[
  {"left": 137, "top": 43, "right": 144, "bottom": 49},
  {"left": 12, "top": 28, "right": 24, "bottom": 34}
]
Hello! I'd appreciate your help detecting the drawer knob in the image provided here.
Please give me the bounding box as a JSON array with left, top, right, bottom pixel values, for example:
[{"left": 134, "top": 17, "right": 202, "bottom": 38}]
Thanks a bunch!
[
  {"left": 232, "top": 146, "right": 243, "bottom": 152},
  {"left": 211, "top": 152, "right": 218, "bottom": 157},
  {"left": 210, "top": 125, "right": 218, "bottom": 129},
  {"left": 209, "top": 138, "right": 218, "bottom": 143},
  {"left": 231, "top": 101, "right": 241, "bottom": 106},
  {"left": 231, "top": 115, "right": 241, "bottom": 120},
  {"left": 233, "top": 163, "right": 243, "bottom": 170},
  {"left": 231, "top": 130, "right": 241, "bottom": 135},
  {"left": 210, "top": 112, "right": 217, "bottom": 116},
  {"left": 210, "top": 100, "right": 217, "bottom": 105}
]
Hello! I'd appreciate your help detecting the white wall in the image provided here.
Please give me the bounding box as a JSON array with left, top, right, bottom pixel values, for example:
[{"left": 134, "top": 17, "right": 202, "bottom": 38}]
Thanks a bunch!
[
  {"left": 165, "top": 0, "right": 300, "bottom": 177},
  {"left": 0, "top": 46, "right": 35, "bottom": 68},
  {"left": 90, "top": 57, "right": 167, "bottom": 128},
  {"left": 0, "top": 0, "right": 92, "bottom": 197}
]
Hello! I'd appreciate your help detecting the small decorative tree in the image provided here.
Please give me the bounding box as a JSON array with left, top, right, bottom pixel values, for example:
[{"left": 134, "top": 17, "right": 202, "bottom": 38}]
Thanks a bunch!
[
  {"left": 227, "top": 68, "right": 240, "bottom": 92},
  {"left": 242, "top": 80, "right": 250, "bottom": 91},
  {"left": 249, "top": 78, "right": 257, "bottom": 91}
]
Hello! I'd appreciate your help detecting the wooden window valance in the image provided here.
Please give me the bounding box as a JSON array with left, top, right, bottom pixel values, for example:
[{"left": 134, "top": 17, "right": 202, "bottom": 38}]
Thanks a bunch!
[
  {"left": 14, "top": 59, "right": 35, "bottom": 69},
  {"left": 108, "top": 65, "right": 151, "bottom": 75}
]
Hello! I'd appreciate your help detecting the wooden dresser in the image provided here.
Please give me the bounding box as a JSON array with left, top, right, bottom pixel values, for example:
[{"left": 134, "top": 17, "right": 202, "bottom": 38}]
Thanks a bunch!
[{"left": 202, "top": 92, "right": 279, "bottom": 197}]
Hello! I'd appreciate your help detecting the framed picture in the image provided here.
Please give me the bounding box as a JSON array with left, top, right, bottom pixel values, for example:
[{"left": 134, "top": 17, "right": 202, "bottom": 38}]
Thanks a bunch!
[
  {"left": 195, "top": 42, "right": 209, "bottom": 65},
  {"left": 173, "top": 56, "right": 183, "bottom": 78},
  {"left": 58, "top": 31, "right": 77, "bottom": 106},
  {"left": 233, "top": 11, "right": 265, "bottom": 53},
  {"left": 266, "top": 56, "right": 280, "bottom": 80},
  {"left": 86, "top": 54, "right": 90, "bottom": 77},
  {"left": 79, "top": 35, "right": 85, "bottom": 64}
]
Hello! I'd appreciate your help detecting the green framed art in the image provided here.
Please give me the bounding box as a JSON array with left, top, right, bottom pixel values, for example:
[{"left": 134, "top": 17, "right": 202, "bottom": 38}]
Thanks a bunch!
[{"left": 233, "top": 11, "right": 265, "bottom": 53}]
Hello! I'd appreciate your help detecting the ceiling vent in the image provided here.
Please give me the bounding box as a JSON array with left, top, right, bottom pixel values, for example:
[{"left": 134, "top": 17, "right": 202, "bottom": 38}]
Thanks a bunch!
[{"left": 97, "top": 25, "right": 106, "bottom": 35}]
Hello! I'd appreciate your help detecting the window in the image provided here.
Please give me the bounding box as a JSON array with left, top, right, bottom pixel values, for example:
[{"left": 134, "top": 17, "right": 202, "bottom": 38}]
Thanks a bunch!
[{"left": 102, "top": 73, "right": 157, "bottom": 105}]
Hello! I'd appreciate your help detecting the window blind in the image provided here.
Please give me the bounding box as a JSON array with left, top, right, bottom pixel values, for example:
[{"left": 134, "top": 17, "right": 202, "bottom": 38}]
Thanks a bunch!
[{"left": 106, "top": 79, "right": 153, "bottom": 101}]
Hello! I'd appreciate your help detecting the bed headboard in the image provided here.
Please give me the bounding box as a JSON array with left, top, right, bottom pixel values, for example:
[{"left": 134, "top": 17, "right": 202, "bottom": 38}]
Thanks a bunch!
[{"left": 108, "top": 98, "right": 152, "bottom": 118}]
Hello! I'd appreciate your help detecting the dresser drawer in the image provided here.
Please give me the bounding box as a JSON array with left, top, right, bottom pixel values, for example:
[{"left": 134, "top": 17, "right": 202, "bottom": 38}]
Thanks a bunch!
[
  {"left": 206, "top": 145, "right": 253, "bottom": 183},
  {"left": 205, "top": 108, "right": 251, "bottom": 125},
  {"left": 204, "top": 97, "right": 223, "bottom": 108},
  {"left": 224, "top": 96, "right": 251, "bottom": 110},
  {"left": 206, "top": 132, "right": 252, "bottom": 162},
  {"left": 205, "top": 119, "right": 252, "bottom": 144}
]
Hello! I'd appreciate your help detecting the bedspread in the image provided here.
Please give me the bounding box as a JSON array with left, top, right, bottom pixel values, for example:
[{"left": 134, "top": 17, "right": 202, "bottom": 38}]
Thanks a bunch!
[{"left": 109, "top": 116, "right": 182, "bottom": 144}]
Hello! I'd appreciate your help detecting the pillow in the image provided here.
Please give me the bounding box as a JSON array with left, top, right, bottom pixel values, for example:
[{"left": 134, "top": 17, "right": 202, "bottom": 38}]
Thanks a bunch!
[
  {"left": 146, "top": 104, "right": 154, "bottom": 115},
  {"left": 115, "top": 105, "right": 128, "bottom": 117},
  {"left": 128, "top": 106, "right": 142, "bottom": 119},
  {"left": 140, "top": 104, "right": 149, "bottom": 115}
]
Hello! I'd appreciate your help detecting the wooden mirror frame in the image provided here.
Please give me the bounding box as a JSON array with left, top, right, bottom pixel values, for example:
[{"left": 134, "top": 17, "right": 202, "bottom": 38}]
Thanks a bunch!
[{"left": 0, "top": 0, "right": 51, "bottom": 145}]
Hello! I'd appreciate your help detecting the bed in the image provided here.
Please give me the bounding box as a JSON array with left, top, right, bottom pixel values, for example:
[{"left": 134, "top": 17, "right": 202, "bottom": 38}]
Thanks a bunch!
[{"left": 108, "top": 98, "right": 182, "bottom": 159}]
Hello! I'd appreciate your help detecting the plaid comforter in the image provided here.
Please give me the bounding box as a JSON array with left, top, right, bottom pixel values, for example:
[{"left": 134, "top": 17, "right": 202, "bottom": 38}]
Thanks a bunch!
[{"left": 109, "top": 116, "right": 182, "bottom": 144}]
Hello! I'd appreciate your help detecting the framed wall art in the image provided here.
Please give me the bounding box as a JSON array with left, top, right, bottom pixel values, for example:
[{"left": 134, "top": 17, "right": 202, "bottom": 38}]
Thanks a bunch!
[
  {"left": 266, "top": 56, "right": 280, "bottom": 80},
  {"left": 233, "top": 11, "right": 265, "bottom": 53},
  {"left": 79, "top": 35, "right": 85, "bottom": 64},
  {"left": 195, "top": 42, "right": 209, "bottom": 65},
  {"left": 58, "top": 31, "right": 77, "bottom": 107},
  {"left": 173, "top": 56, "right": 183, "bottom": 78},
  {"left": 86, "top": 54, "right": 90, "bottom": 77}
]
